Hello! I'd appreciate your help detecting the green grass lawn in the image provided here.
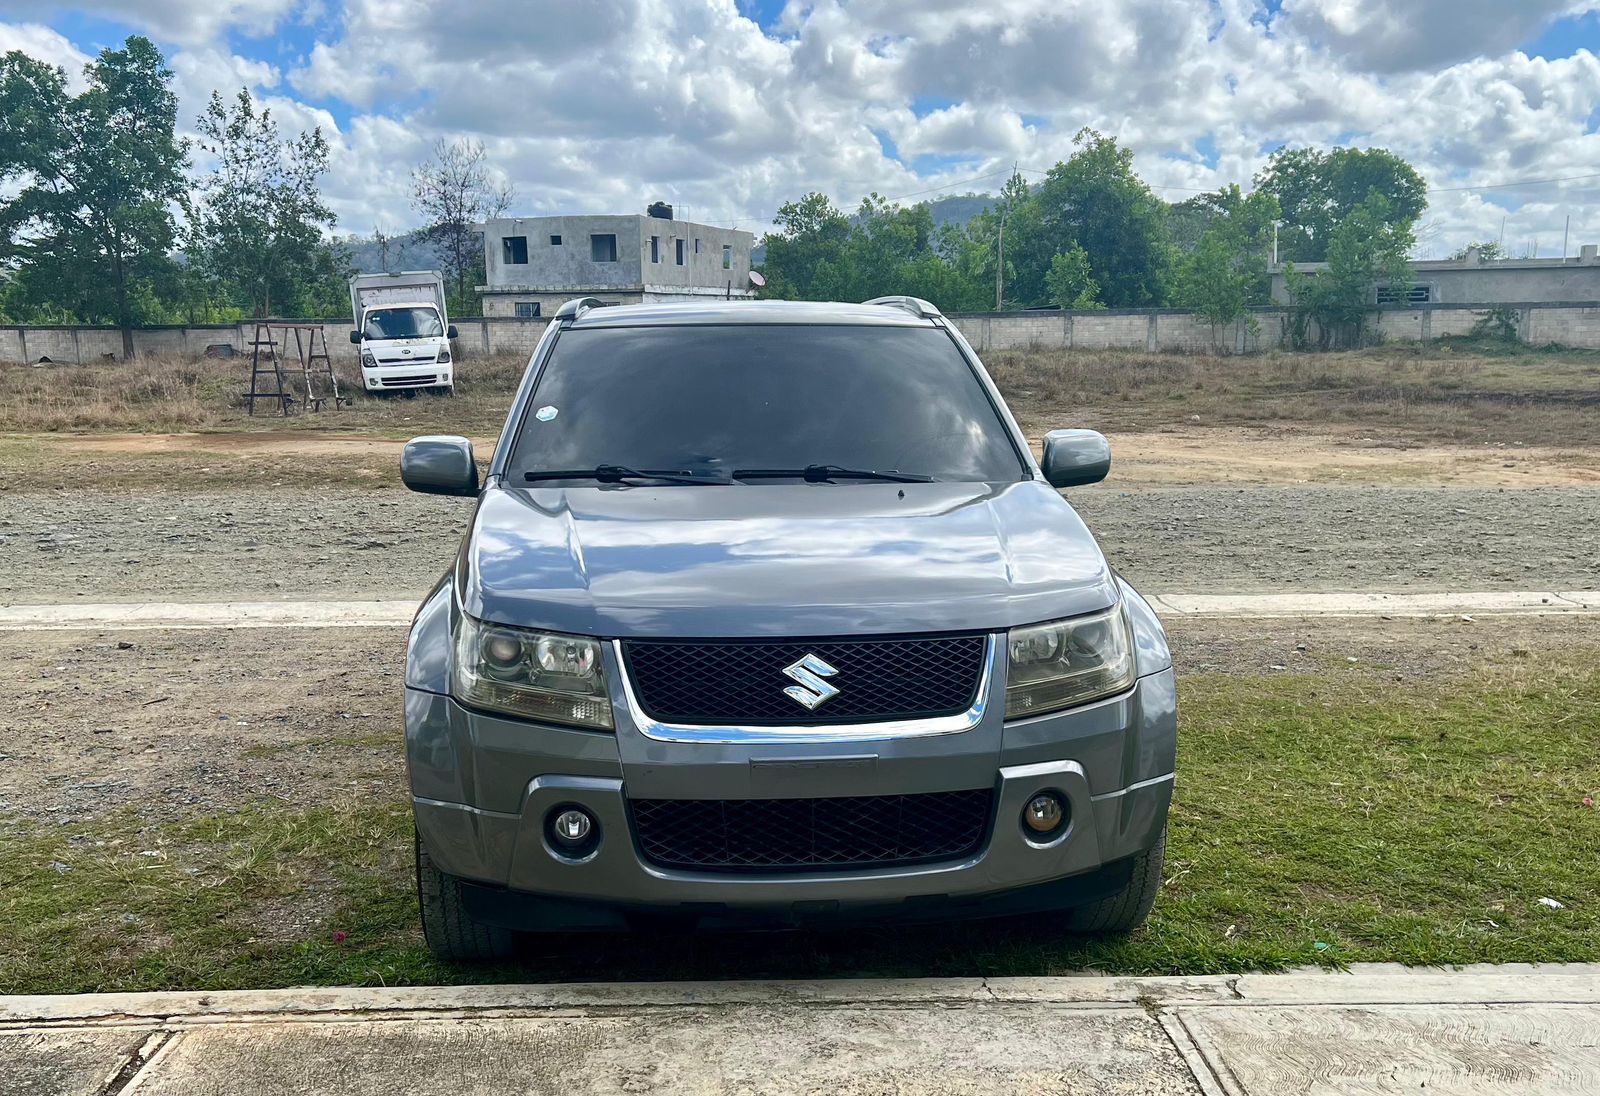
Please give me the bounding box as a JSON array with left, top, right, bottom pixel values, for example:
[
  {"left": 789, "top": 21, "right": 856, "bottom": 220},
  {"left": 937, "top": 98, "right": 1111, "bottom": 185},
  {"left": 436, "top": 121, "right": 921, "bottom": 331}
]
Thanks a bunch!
[{"left": 3, "top": 657, "right": 1597, "bottom": 993}]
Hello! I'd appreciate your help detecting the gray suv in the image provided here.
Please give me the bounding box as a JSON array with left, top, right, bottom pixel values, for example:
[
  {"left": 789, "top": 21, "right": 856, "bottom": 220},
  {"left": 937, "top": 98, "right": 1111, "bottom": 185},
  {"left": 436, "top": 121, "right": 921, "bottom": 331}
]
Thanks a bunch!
[{"left": 401, "top": 296, "right": 1175, "bottom": 960}]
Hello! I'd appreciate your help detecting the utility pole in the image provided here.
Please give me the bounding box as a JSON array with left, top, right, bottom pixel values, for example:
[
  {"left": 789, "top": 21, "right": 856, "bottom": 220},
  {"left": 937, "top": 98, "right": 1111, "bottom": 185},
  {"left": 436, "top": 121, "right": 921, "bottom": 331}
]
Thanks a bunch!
[
  {"left": 995, "top": 162, "right": 1016, "bottom": 312},
  {"left": 995, "top": 207, "right": 1005, "bottom": 311},
  {"left": 1563, "top": 215, "right": 1571, "bottom": 260}
]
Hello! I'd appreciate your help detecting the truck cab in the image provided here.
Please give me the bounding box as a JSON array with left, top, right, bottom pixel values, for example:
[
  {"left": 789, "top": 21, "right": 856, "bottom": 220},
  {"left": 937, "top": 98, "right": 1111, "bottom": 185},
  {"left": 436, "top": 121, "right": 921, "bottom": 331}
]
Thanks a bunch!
[{"left": 349, "top": 271, "right": 458, "bottom": 394}]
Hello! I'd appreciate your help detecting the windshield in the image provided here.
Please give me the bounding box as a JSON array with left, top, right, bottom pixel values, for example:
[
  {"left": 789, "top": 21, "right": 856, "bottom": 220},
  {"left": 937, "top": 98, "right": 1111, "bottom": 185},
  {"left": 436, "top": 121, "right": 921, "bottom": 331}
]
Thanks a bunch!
[
  {"left": 506, "top": 325, "right": 1026, "bottom": 483},
  {"left": 363, "top": 306, "right": 443, "bottom": 340}
]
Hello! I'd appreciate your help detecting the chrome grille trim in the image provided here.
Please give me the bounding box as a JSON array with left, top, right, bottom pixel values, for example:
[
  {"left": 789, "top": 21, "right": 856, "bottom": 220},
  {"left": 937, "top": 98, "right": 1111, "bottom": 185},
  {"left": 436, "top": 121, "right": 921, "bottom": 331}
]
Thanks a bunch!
[{"left": 615, "top": 634, "right": 998, "bottom": 744}]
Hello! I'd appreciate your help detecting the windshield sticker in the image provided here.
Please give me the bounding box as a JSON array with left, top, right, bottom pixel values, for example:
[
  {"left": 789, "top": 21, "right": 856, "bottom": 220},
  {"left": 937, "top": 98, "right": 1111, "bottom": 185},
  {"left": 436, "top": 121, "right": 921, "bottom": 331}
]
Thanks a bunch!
[{"left": 535, "top": 405, "right": 559, "bottom": 422}]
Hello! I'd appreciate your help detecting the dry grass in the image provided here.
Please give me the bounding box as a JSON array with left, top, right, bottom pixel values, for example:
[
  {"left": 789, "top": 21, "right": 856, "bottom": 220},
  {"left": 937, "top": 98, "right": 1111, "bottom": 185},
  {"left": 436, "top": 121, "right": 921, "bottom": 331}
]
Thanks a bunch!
[
  {"left": 3, "top": 341, "right": 1600, "bottom": 451},
  {"left": 0, "top": 353, "right": 531, "bottom": 436},
  {"left": 986, "top": 341, "right": 1600, "bottom": 446}
]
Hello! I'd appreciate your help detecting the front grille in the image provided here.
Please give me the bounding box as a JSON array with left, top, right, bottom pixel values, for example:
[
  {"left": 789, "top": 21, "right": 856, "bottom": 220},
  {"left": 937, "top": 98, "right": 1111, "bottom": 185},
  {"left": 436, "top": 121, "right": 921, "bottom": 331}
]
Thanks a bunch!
[
  {"left": 379, "top": 374, "right": 439, "bottom": 387},
  {"left": 630, "top": 789, "right": 993, "bottom": 872},
  {"left": 622, "top": 634, "right": 986, "bottom": 725}
]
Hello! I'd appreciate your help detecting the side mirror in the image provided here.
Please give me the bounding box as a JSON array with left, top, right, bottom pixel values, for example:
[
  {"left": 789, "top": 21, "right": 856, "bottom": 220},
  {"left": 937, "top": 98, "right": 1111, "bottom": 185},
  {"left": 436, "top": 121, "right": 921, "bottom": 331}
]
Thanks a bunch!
[
  {"left": 401, "top": 435, "right": 479, "bottom": 496},
  {"left": 1041, "top": 429, "right": 1111, "bottom": 488},
  {"left": 349, "top": 330, "right": 362, "bottom": 344},
  {"left": 446, "top": 324, "right": 459, "bottom": 340}
]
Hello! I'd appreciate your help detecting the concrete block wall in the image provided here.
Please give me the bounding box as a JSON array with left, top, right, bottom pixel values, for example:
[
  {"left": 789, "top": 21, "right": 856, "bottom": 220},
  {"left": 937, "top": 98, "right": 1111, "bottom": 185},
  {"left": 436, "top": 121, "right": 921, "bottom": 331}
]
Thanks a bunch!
[
  {"left": 7, "top": 301, "right": 1600, "bottom": 365},
  {"left": 1527, "top": 306, "right": 1600, "bottom": 347}
]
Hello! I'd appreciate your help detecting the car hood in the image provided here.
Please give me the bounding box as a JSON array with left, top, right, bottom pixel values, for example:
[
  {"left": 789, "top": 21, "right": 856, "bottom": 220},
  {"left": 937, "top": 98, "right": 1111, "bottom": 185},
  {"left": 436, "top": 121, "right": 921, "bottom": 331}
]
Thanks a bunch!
[{"left": 458, "top": 480, "right": 1118, "bottom": 638}]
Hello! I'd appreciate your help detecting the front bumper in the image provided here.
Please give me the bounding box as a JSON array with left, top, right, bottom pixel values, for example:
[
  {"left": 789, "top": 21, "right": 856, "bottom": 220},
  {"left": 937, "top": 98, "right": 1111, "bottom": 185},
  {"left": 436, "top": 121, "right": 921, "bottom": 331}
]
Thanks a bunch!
[
  {"left": 362, "top": 363, "right": 452, "bottom": 390},
  {"left": 406, "top": 649, "right": 1176, "bottom": 921}
]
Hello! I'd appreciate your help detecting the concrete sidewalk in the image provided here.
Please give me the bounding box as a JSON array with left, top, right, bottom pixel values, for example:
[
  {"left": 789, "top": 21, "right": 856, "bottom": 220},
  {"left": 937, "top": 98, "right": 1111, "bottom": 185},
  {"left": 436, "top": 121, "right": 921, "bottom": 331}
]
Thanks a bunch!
[
  {"left": 4, "top": 965, "right": 1597, "bottom": 1095},
  {"left": 0, "top": 589, "right": 1596, "bottom": 629}
]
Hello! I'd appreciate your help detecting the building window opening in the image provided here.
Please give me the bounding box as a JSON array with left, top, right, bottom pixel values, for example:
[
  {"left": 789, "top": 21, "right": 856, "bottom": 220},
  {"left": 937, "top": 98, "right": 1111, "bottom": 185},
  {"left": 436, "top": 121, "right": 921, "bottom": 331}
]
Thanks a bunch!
[
  {"left": 675, "top": 238, "right": 686, "bottom": 265},
  {"left": 650, "top": 235, "right": 661, "bottom": 263},
  {"left": 591, "top": 234, "right": 618, "bottom": 262},
  {"left": 514, "top": 301, "right": 542, "bottom": 319},
  {"left": 549, "top": 235, "right": 562, "bottom": 246},
  {"left": 1377, "top": 284, "right": 1432, "bottom": 305},
  {"left": 502, "top": 236, "right": 529, "bottom": 264},
  {"left": 722, "top": 244, "right": 733, "bottom": 270}
]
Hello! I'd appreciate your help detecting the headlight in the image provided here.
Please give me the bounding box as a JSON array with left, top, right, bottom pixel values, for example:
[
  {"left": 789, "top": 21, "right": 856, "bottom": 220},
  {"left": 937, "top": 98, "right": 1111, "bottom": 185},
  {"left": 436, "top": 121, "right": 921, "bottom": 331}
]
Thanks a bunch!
[
  {"left": 360, "top": 350, "right": 376, "bottom": 366},
  {"left": 436, "top": 348, "right": 452, "bottom": 364},
  {"left": 452, "top": 616, "right": 613, "bottom": 730},
  {"left": 1004, "top": 606, "right": 1134, "bottom": 719}
]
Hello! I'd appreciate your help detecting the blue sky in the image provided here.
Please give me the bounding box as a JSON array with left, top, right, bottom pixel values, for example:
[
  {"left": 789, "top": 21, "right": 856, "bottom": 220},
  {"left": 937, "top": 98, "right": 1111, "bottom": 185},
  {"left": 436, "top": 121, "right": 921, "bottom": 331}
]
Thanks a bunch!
[{"left": 2, "top": 0, "right": 1597, "bottom": 253}]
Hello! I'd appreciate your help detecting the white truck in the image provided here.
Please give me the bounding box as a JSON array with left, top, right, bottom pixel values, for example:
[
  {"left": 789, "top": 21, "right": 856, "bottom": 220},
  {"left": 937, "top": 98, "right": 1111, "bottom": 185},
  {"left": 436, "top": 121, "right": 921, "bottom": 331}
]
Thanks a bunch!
[{"left": 349, "top": 271, "right": 457, "bottom": 394}]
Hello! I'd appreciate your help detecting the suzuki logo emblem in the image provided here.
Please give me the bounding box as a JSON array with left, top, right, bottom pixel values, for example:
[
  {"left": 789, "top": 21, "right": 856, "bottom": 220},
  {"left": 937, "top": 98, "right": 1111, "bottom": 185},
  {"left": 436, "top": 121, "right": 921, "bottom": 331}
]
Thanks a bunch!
[{"left": 782, "top": 653, "right": 840, "bottom": 710}]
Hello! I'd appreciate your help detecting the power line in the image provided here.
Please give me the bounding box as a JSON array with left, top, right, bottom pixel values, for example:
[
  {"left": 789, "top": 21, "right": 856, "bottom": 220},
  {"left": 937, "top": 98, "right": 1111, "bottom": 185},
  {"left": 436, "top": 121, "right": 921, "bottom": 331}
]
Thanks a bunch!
[
  {"left": 879, "top": 167, "right": 1016, "bottom": 203},
  {"left": 1015, "top": 164, "right": 1600, "bottom": 196},
  {"left": 1427, "top": 170, "right": 1600, "bottom": 193},
  {"left": 730, "top": 161, "right": 1600, "bottom": 236}
]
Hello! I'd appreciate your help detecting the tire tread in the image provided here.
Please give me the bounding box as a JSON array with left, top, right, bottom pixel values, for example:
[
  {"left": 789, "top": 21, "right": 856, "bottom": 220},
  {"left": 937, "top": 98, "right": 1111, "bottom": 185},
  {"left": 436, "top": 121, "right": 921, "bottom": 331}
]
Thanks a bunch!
[
  {"left": 1065, "top": 826, "right": 1166, "bottom": 934},
  {"left": 416, "top": 834, "right": 516, "bottom": 961}
]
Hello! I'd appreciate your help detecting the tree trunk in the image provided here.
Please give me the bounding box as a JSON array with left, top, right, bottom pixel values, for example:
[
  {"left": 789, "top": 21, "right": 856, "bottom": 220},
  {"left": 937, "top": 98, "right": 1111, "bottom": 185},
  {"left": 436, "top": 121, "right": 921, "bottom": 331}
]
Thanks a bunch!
[{"left": 114, "top": 253, "right": 134, "bottom": 361}]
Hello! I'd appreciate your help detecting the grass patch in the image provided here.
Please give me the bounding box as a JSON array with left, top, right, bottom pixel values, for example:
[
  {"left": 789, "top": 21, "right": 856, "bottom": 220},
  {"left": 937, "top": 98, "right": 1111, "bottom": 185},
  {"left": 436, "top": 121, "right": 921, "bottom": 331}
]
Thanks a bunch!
[
  {"left": 5, "top": 343, "right": 1600, "bottom": 448},
  {"left": 2, "top": 655, "right": 1597, "bottom": 992},
  {"left": 0, "top": 353, "right": 528, "bottom": 436},
  {"left": 987, "top": 343, "right": 1600, "bottom": 446}
]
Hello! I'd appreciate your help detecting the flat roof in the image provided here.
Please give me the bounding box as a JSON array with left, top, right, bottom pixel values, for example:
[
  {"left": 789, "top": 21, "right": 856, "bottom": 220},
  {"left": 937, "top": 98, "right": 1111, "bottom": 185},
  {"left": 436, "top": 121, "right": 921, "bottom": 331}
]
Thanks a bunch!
[{"left": 567, "top": 300, "right": 933, "bottom": 328}]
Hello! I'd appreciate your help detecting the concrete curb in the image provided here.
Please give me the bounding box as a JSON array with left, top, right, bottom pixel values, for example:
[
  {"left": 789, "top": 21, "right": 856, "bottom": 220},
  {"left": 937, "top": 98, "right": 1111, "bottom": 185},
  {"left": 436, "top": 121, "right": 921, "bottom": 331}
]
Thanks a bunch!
[
  {"left": 4, "top": 964, "right": 1598, "bottom": 1025},
  {"left": 1, "top": 591, "right": 1596, "bottom": 630},
  {"left": 5, "top": 967, "right": 1598, "bottom": 1094}
]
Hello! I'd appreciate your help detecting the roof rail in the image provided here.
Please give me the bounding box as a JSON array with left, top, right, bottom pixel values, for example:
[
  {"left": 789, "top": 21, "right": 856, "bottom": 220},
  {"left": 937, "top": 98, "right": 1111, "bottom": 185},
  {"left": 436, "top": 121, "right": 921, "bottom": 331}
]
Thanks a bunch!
[
  {"left": 862, "top": 295, "right": 943, "bottom": 318},
  {"left": 554, "top": 296, "right": 606, "bottom": 321}
]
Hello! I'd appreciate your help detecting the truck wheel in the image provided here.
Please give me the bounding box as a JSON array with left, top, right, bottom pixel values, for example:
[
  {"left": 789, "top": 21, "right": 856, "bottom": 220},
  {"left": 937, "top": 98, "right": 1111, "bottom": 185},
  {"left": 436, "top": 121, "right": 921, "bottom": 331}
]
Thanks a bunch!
[
  {"left": 415, "top": 833, "right": 516, "bottom": 961},
  {"left": 1064, "top": 826, "right": 1166, "bottom": 935}
]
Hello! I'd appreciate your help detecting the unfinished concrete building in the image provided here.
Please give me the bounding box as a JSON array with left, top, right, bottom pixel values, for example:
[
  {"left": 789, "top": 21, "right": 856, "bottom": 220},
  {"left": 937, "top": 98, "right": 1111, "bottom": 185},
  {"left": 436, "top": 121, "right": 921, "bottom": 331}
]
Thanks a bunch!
[{"left": 477, "top": 205, "right": 756, "bottom": 318}]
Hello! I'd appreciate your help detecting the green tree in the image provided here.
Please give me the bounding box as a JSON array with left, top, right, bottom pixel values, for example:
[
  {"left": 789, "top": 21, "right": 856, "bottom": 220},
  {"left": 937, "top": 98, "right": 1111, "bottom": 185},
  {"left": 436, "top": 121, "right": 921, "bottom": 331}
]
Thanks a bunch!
[
  {"left": 1044, "top": 244, "right": 1101, "bottom": 309},
  {"left": 1255, "top": 146, "right": 1425, "bottom": 263},
  {"left": 1173, "top": 185, "right": 1280, "bottom": 343},
  {"left": 839, "top": 193, "right": 935, "bottom": 300},
  {"left": 191, "top": 88, "right": 345, "bottom": 318},
  {"left": 1029, "top": 130, "right": 1172, "bottom": 306},
  {"left": 0, "top": 36, "right": 188, "bottom": 355},
  {"left": 1282, "top": 194, "right": 1415, "bottom": 348},
  {"left": 760, "top": 192, "right": 852, "bottom": 299},
  {"left": 1445, "top": 240, "right": 1506, "bottom": 262}
]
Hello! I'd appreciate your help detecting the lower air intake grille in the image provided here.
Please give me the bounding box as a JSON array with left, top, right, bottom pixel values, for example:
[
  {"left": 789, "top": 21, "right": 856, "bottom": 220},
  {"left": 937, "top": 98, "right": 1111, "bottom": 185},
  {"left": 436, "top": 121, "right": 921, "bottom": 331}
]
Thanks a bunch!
[{"left": 629, "top": 789, "right": 993, "bottom": 872}]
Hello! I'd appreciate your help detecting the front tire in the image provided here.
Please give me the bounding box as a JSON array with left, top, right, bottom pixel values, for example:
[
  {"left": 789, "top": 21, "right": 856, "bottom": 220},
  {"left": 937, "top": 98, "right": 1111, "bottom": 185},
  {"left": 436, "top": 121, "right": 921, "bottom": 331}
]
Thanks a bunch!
[
  {"left": 1064, "top": 826, "right": 1166, "bottom": 934},
  {"left": 416, "top": 833, "right": 516, "bottom": 961}
]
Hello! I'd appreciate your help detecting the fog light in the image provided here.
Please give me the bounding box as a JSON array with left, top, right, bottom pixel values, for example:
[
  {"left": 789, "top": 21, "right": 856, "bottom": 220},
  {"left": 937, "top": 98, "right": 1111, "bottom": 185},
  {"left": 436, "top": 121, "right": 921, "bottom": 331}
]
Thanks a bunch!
[
  {"left": 551, "top": 808, "right": 593, "bottom": 845},
  {"left": 1023, "top": 792, "right": 1066, "bottom": 835}
]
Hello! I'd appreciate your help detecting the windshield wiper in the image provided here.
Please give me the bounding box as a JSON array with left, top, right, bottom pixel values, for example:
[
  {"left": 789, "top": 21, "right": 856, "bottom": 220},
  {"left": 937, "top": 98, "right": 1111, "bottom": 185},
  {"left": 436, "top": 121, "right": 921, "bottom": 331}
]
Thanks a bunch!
[
  {"left": 732, "top": 464, "right": 934, "bottom": 484},
  {"left": 524, "top": 464, "right": 731, "bottom": 486}
]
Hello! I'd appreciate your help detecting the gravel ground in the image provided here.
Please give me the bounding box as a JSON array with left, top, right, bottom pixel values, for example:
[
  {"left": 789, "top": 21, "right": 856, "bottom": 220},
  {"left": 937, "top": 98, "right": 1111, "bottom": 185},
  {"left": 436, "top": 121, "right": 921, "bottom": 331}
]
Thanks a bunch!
[{"left": 1, "top": 484, "right": 1596, "bottom": 603}]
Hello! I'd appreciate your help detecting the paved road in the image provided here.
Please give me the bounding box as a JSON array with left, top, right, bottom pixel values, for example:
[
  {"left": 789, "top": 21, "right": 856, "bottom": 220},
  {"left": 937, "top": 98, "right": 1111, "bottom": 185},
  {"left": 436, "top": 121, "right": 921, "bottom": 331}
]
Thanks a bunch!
[
  {"left": 3, "top": 966, "right": 1596, "bottom": 1095},
  {"left": 2, "top": 485, "right": 1598, "bottom": 604}
]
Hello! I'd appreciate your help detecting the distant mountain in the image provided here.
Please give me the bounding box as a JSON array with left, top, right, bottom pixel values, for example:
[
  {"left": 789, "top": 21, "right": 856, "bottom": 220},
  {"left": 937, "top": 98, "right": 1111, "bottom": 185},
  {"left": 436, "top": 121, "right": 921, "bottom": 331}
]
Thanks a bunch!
[
  {"left": 337, "top": 232, "right": 444, "bottom": 275},
  {"left": 924, "top": 192, "right": 998, "bottom": 229}
]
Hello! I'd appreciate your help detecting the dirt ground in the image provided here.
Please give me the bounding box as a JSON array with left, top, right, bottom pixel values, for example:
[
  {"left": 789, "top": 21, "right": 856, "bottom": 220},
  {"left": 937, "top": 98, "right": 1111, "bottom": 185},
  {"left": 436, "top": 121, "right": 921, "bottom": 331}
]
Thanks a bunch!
[
  {"left": 5, "top": 422, "right": 1600, "bottom": 492},
  {"left": 2, "top": 482, "right": 1596, "bottom": 604},
  {"left": 2, "top": 616, "right": 1592, "bottom": 834}
]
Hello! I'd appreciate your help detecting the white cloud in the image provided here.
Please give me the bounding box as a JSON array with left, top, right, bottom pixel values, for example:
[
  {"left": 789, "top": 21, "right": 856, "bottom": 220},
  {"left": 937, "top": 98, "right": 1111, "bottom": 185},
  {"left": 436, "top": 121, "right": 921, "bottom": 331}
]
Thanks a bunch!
[
  {"left": 7, "top": 0, "right": 1600, "bottom": 257},
  {"left": 0, "top": 21, "right": 91, "bottom": 86},
  {"left": 0, "top": 0, "right": 303, "bottom": 46},
  {"left": 1280, "top": 0, "right": 1594, "bottom": 74}
]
